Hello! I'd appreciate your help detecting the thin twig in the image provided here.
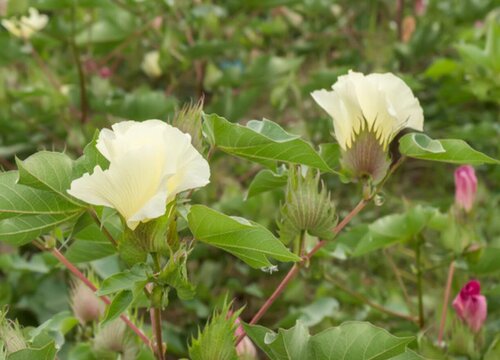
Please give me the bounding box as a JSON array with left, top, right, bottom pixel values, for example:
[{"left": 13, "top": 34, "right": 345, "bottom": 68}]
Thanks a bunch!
[
  {"left": 437, "top": 261, "right": 455, "bottom": 345},
  {"left": 324, "top": 273, "right": 418, "bottom": 324},
  {"left": 70, "top": 5, "right": 89, "bottom": 124},
  {"left": 415, "top": 237, "right": 425, "bottom": 328}
]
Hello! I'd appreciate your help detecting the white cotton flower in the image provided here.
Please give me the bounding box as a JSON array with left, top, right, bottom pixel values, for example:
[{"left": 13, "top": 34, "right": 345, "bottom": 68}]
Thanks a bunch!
[
  {"left": 141, "top": 51, "right": 162, "bottom": 78},
  {"left": 311, "top": 70, "right": 423, "bottom": 151},
  {"left": 311, "top": 70, "right": 424, "bottom": 183},
  {"left": 68, "top": 120, "right": 210, "bottom": 230},
  {"left": 1, "top": 7, "right": 48, "bottom": 39}
]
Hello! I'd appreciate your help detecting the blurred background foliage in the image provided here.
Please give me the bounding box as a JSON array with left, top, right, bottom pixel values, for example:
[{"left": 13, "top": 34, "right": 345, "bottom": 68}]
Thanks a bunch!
[{"left": 0, "top": 0, "right": 499, "bottom": 358}]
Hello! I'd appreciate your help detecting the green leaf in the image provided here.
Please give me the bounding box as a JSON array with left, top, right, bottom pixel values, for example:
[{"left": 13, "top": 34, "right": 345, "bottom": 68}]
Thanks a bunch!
[
  {"left": 247, "top": 169, "right": 288, "bottom": 199},
  {"left": 101, "top": 290, "right": 133, "bottom": 326},
  {"left": 244, "top": 321, "right": 416, "bottom": 360},
  {"left": 7, "top": 341, "right": 57, "bottom": 360},
  {"left": 319, "top": 143, "right": 341, "bottom": 171},
  {"left": 96, "top": 264, "right": 149, "bottom": 296},
  {"left": 353, "top": 206, "right": 440, "bottom": 257},
  {"left": 203, "top": 113, "right": 332, "bottom": 171},
  {"left": 188, "top": 302, "right": 240, "bottom": 360},
  {"left": 158, "top": 247, "right": 195, "bottom": 300},
  {"left": 399, "top": 133, "right": 499, "bottom": 165},
  {"left": 16, "top": 151, "right": 81, "bottom": 203},
  {"left": 0, "top": 212, "right": 81, "bottom": 246},
  {"left": 0, "top": 172, "right": 81, "bottom": 220},
  {"left": 74, "top": 130, "right": 109, "bottom": 176},
  {"left": 468, "top": 247, "right": 500, "bottom": 274},
  {"left": 28, "top": 311, "right": 78, "bottom": 349},
  {"left": 188, "top": 205, "right": 300, "bottom": 269},
  {"left": 484, "top": 333, "right": 500, "bottom": 360}
]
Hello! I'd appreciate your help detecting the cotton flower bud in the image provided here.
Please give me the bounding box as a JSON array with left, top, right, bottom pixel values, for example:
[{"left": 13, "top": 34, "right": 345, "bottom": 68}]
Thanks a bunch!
[
  {"left": 278, "top": 167, "right": 336, "bottom": 244},
  {"left": 93, "top": 319, "right": 138, "bottom": 360},
  {"left": 312, "top": 71, "right": 424, "bottom": 184},
  {"left": 0, "top": 310, "right": 26, "bottom": 355},
  {"left": 235, "top": 318, "right": 257, "bottom": 360},
  {"left": 452, "top": 280, "right": 487, "bottom": 333},
  {"left": 70, "top": 279, "right": 105, "bottom": 325},
  {"left": 172, "top": 99, "right": 205, "bottom": 152},
  {"left": 454, "top": 165, "right": 477, "bottom": 213}
]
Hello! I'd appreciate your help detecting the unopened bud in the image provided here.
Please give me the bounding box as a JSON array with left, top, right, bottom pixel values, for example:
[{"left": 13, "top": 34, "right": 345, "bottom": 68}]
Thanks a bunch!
[
  {"left": 70, "top": 279, "right": 105, "bottom": 325},
  {"left": 278, "top": 167, "right": 336, "bottom": 244},
  {"left": 0, "top": 309, "right": 26, "bottom": 355},
  {"left": 94, "top": 319, "right": 138, "bottom": 360},
  {"left": 172, "top": 99, "right": 205, "bottom": 152}
]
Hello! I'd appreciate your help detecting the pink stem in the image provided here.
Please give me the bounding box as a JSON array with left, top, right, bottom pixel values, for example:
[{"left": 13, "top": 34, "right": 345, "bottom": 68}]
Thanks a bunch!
[{"left": 438, "top": 261, "right": 455, "bottom": 345}]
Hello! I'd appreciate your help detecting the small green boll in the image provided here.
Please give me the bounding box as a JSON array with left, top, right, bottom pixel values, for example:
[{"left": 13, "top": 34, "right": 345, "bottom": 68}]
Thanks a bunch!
[
  {"left": 0, "top": 309, "right": 26, "bottom": 355},
  {"left": 172, "top": 98, "right": 205, "bottom": 153},
  {"left": 278, "top": 167, "right": 337, "bottom": 245}
]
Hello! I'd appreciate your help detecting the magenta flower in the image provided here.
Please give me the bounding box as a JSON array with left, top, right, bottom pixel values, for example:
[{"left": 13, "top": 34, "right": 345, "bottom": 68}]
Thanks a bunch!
[
  {"left": 452, "top": 280, "right": 487, "bottom": 333},
  {"left": 454, "top": 165, "right": 477, "bottom": 212}
]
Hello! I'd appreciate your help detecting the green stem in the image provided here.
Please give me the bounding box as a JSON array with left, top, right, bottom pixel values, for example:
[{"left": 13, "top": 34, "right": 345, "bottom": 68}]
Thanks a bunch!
[{"left": 415, "top": 237, "right": 425, "bottom": 329}]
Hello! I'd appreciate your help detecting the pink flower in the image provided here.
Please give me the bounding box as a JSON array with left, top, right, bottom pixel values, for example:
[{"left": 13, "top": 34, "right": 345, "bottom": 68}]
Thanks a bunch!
[
  {"left": 452, "top": 280, "right": 487, "bottom": 333},
  {"left": 235, "top": 318, "right": 257, "bottom": 359},
  {"left": 454, "top": 165, "right": 477, "bottom": 212},
  {"left": 99, "top": 66, "right": 112, "bottom": 79}
]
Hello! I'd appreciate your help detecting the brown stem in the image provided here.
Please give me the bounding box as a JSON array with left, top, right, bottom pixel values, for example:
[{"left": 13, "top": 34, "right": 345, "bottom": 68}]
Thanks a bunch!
[
  {"left": 45, "top": 246, "right": 152, "bottom": 348},
  {"left": 70, "top": 5, "right": 89, "bottom": 124},
  {"left": 151, "top": 306, "right": 165, "bottom": 360},
  {"left": 437, "top": 261, "right": 455, "bottom": 345},
  {"left": 324, "top": 273, "right": 418, "bottom": 324},
  {"left": 236, "top": 199, "right": 368, "bottom": 344}
]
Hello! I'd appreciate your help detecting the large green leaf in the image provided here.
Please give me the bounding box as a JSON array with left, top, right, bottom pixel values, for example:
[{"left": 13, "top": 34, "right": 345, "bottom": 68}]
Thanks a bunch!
[
  {"left": 0, "top": 212, "right": 81, "bottom": 246},
  {"left": 247, "top": 169, "right": 288, "bottom": 198},
  {"left": 399, "top": 133, "right": 499, "bottom": 165},
  {"left": 203, "top": 113, "right": 332, "bottom": 171},
  {"left": 0, "top": 171, "right": 81, "bottom": 220},
  {"left": 353, "top": 206, "right": 443, "bottom": 257},
  {"left": 187, "top": 205, "right": 300, "bottom": 268},
  {"left": 244, "top": 321, "right": 416, "bottom": 360},
  {"left": 16, "top": 151, "right": 81, "bottom": 203}
]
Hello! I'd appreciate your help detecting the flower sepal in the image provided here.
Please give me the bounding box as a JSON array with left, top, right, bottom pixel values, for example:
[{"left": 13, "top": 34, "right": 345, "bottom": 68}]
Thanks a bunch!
[{"left": 118, "top": 202, "right": 176, "bottom": 266}]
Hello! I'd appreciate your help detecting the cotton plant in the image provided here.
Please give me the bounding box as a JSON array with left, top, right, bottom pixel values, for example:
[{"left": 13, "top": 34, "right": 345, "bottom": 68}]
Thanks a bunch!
[{"left": 0, "top": 71, "right": 498, "bottom": 360}]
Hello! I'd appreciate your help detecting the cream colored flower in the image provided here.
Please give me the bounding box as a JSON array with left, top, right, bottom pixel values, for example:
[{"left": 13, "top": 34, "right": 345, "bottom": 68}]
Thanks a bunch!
[
  {"left": 141, "top": 51, "right": 162, "bottom": 78},
  {"left": 311, "top": 70, "right": 423, "bottom": 150},
  {"left": 68, "top": 120, "right": 210, "bottom": 230},
  {"left": 1, "top": 7, "right": 48, "bottom": 39},
  {"left": 311, "top": 71, "right": 423, "bottom": 183}
]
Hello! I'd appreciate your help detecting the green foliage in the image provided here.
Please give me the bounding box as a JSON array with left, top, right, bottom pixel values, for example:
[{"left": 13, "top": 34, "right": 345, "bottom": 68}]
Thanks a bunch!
[
  {"left": 244, "top": 321, "right": 418, "bottom": 360},
  {"left": 188, "top": 302, "right": 240, "bottom": 360},
  {"left": 399, "top": 133, "right": 499, "bottom": 165},
  {"left": 203, "top": 113, "right": 331, "bottom": 171},
  {"left": 247, "top": 168, "right": 288, "bottom": 199},
  {"left": 188, "top": 205, "right": 300, "bottom": 268}
]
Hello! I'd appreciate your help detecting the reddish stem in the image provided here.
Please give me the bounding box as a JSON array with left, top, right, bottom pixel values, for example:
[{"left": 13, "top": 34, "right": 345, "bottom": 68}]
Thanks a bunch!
[
  {"left": 236, "top": 199, "right": 368, "bottom": 344},
  {"left": 50, "top": 248, "right": 152, "bottom": 348},
  {"left": 437, "top": 261, "right": 455, "bottom": 345}
]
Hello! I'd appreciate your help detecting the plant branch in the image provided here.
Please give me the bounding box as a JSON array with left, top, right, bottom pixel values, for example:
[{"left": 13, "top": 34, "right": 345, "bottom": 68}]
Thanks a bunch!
[
  {"left": 236, "top": 198, "right": 369, "bottom": 344},
  {"left": 438, "top": 260, "right": 455, "bottom": 345},
  {"left": 324, "top": 273, "right": 418, "bottom": 324},
  {"left": 70, "top": 5, "right": 89, "bottom": 123},
  {"left": 34, "top": 243, "right": 151, "bottom": 348},
  {"left": 151, "top": 304, "right": 165, "bottom": 360}
]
